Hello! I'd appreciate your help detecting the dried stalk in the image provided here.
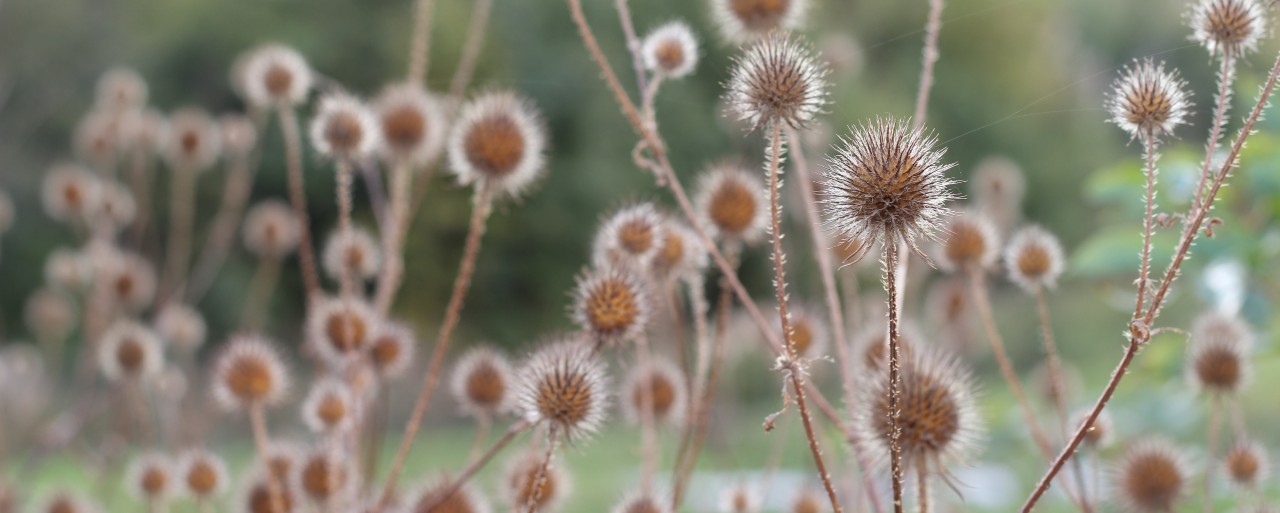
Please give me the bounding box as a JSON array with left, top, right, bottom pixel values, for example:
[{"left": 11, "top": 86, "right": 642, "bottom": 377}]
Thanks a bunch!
[
  {"left": 1192, "top": 54, "right": 1236, "bottom": 214},
  {"left": 249, "top": 405, "right": 287, "bottom": 513},
  {"left": 160, "top": 166, "right": 197, "bottom": 302},
  {"left": 450, "top": 0, "right": 495, "bottom": 101},
  {"left": 884, "top": 239, "right": 905, "bottom": 513},
  {"left": 239, "top": 257, "right": 282, "bottom": 332},
  {"left": 373, "top": 163, "right": 414, "bottom": 313},
  {"left": 277, "top": 105, "right": 322, "bottom": 305},
  {"left": 407, "top": 0, "right": 436, "bottom": 85},
  {"left": 186, "top": 150, "right": 259, "bottom": 304},
  {"left": 912, "top": 0, "right": 945, "bottom": 130},
  {"left": 335, "top": 159, "right": 357, "bottom": 300}
]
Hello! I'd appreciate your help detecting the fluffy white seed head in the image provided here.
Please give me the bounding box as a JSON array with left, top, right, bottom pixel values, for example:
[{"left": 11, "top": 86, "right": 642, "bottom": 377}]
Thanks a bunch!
[
  {"left": 937, "top": 211, "right": 1000, "bottom": 272},
  {"left": 376, "top": 83, "right": 449, "bottom": 166},
  {"left": 447, "top": 91, "right": 548, "bottom": 198},
  {"left": 42, "top": 164, "right": 102, "bottom": 224},
  {"left": 1004, "top": 225, "right": 1066, "bottom": 292},
  {"left": 322, "top": 226, "right": 382, "bottom": 283},
  {"left": 95, "top": 67, "right": 148, "bottom": 113},
  {"left": 310, "top": 94, "right": 380, "bottom": 160},
  {"left": 301, "top": 377, "right": 357, "bottom": 434},
  {"left": 211, "top": 335, "right": 291, "bottom": 411},
  {"left": 694, "top": 161, "right": 768, "bottom": 244},
  {"left": 166, "top": 108, "right": 222, "bottom": 171},
  {"left": 125, "top": 452, "right": 173, "bottom": 501},
  {"left": 516, "top": 337, "right": 611, "bottom": 440},
  {"left": 724, "top": 31, "right": 828, "bottom": 130},
  {"left": 642, "top": 21, "right": 700, "bottom": 79},
  {"left": 243, "top": 199, "right": 301, "bottom": 259},
  {"left": 649, "top": 219, "right": 709, "bottom": 282},
  {"left": 307, "top": 297, "right": 379, "bottom": 368},
  {"left": 155, "top": 303, "right": 207, "bottom": 353},
  {"left": 98, "top": 320, "right": 164, "bottom": 383},
  {"left": 1107, "top": 59, "right": 1193, "bottom": 143},
  {"left": 571, "top": 266, "right": 652, "bottom": 346},
  {"left": 177, "top": 449, "right": 228, "bottom": 499},
  {"left": 710, "top": 0, "right": 808, "bottom": 43},
  {"left": 241, "top": 44, "right": 313, "bottom": 108},
  {"left": 1189, "top": 0, "right": 1267, "bottom": 57},
  {"left": 620, "top": 357, "right": 687, "bottom": 427},
  {"left": 367, "top": 321, "right": 416, "bottom": 379},
  {"left": 451, "top": 346, "right": 516, "bottom": 418},
  {"left": 592, "top": 203, "right": 667, "bottom": 270}
]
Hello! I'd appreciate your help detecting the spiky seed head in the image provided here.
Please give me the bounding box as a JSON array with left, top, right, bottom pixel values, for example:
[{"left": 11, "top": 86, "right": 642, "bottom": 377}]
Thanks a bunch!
[
  {"left": 783, "top": 305, "right": 828, "bottom": 359},
  {"left": 126, "top": 453, "right": 173, "bottom": 501},
  {"left": 25, "top": 289, "right": 77, "bottom": 344},
  {"left": 410, "top": 477, "right": 493, "bottom": 513},
  {"left": 243, "top": 199, "right": 301, "bottom": 259},
  {"left": 260, "top": 441, "right": 305, "bottom": 482},
  {"left": 94, "top": 181, "right": 138, "bottom": 233},
  {"left": 516, "top": 338, "right": 610, "bottom": 439},
  {"left": 307, "top": 297, "right": 378, "bottom": 367},
  {"left": 42, "top": 164, "right": 101, "bottom": 224},
  {"left": 120, "top": 108, "right": 171, "bottom": 155},
  {"left": 241, "top": 474, "right": 295, "bottom": 513},
  {"left": 853, "top": 320, "right": 919, "bottom": 369},
  {"left": 832, "top": 235, "right": 869, "bottom": 263},
  {"left": 938, "top": 211, "right": 999, "bottom": 272},
  {"left": 41, "top": 493, "right": 99, "bottom": 513},
  {"left": 451, "top": 346, "right": 515, "bottom": 417},
  {"left": 505, "top": 452, "right": 570, "bottom": 513},
  {"left": 155, "top": 303, "right": 207, "bottom": 353},
  {"left": 1004, "top": 225, "right": 1065, "bottom": 291},
  {"left": 368, "top": 321, "right": 416, "bottom": 379},
  {"left": 970, "top": 156, "right": 1026, "bottom": 228},
  {"left": 101, "top": 252, "right": 157, "bottom": 313},
  {"left": 376, "top": 83, "right": 448, "bottom": 166},
  {"left": 1107, "top": 59, "right": 1192, "bottom": 143},
  {"left": 448, "top": 91, "right": 547, "bottom": 198},
  {"left": 650, "top": 220, "right": 708, "bottom": 282},
  {"left": 241, "top": 44, "right": 312, "bottom": 108},
  {"left": 592, "top": 203, "right": 667, "bottom": 270},
  {"left": 292, "top": 448, "right": 354, "bottom": 505},
  {"left": 856, "top": 349, "right": 982, "bottom": 471},
  {"left": 571, "top": 266, "right": 651, "bottom": 345},
  {"left": 1071, "top": 408, "right": 1114, "bottom": 449},
  {"left": 98, "top": 320, "right": 163, "bottom": 382},
  {"left": 95, "top": 67, "right": 148, "bottom": 113},
  {"left": 220, "top": 114, "right": 259, "bottom": 158},
  {"left": 711, "top": 0, "right": 808, "bottom": 43},
  {"left": 1113, "top": 439, "right": 1190, "bottom": 513},
  {"left": 718, "top": 484, "right": 761, "bottom": 513},
  {"left": 321, "top": 226, "right": 382, "bottom": 282},
  {"left": 301, "top": 377, "right": 355, "bottom": 434},
  {"left": 310, "top": 94, "right": 380, "bottom": 159},
  {"left": 165, "top": 108, "right": 222, "bottom": 172},
  {"left": 642, "top": 22, "right": 700, "bottom": 79},
  {"left": 1224, "top": 439, "right": 1270, "bottom": 488},
  {"left": 74, "top": 111, "right": 121, "bottom": 164},
  {"left": 724, "top": 31, "right": 828, "bottom": 130},
  {"left": 1190, "top": 0, "right": 1267, "bottom": 57},
  {"left": 1186, "top": 312, "right": 1252, "bottom": 394},
  {"left": 621, "top": 357, "right": 687, "bottom": 426},
  {"left": 211, "top": 335, "right": 290, "bottom": 410},
  {"left": 822, "top": 117, "right": 959, "bottom": 257},
  {"left": 611, "top": 491, "right": 671, "bottom": 513},
  {"left": 790, "top": 489, "right": 825, "bottom": 513},
  {"left": 177, "top": 449, "right": 228, "bottom": 499},
  {"left": 695, "top": 161, "right": 768, "bottom": 244}
]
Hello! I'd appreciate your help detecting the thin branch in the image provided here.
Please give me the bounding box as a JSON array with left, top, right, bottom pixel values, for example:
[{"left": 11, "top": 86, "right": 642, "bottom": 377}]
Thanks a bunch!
[
  {"left": 449, "top": 0, "right": 495, "bottom": 101},
  {"left": 885, "top": 239, "right": 905, "bottom": 513},
  {"left": 277, "top": 105, "right": 322, "bottom": 305},
  {"left": 911, "top": 0, "right": 945, "bottom": 130},
  {"left": 407, "top": 0, "right": 437, "bottom": 85}
]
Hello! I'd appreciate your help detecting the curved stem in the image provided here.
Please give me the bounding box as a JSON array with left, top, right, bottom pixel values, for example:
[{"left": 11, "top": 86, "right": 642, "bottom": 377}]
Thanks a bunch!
[
  {"left": 449, "top": 0, "right": 495, "bottom": 101},
  {"left": 277, "top": 105, "right": 322, "bottom": 306},
  {"left": 885, "top": 240, "right": 905, "bottom": 513},
  {"left": 407, "top": 0, "right": 436, "bottom": 85},
  {"left": 614, "top": 0, "right": 648, "bottom": 95},
  {"left": 911, "top": 0, "right": 945, "bottom": 130}
]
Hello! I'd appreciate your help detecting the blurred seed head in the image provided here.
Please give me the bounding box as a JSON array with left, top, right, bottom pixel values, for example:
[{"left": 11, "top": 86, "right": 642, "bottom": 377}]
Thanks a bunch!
[
  {"left": 1224, "top": 439, "right": 1270, "bottom": 489},
  {"left": 102, "top": 251, "right": 158, "bottom": 313},
  {"left": 1112, "top": 439, "right": 1190, "bottom": 513},
  {"left": 93, "top": 180, "right": 138, "bottom": 234},
  {"left": 310, "top": 93, "right": 380, "bottom": 160},
  {"left": 1186, "top": 312, "right": 1252, "bottom": 394},
  {"left": 516, "top": 338, "right": 610, "bottom": 439},
  {"left": 126, "top": 452, "right": 173, "bottom": 502},
  {"left": 301, "top": 377, "right": 356, "bottom": 434},
  {"left": 1004, "top": 225, "right": 1065, "bottom": 292},
  {"left": 25, "top": 288, "right": 77, "bottom": 344},
  {"left": 649, "top": 219, "right": 708, "bottom": 282},
  {"left": 42, "top": 164, "right": 101, "bottom": 224},
  {"left": 592, "top": 203, "right": 667, "bottom": 270},
  {"left": 241, "top": 44, "right": 313, "bottom": 108},
  {"left": 782, "top": 304, "right": 828, "bottom": 359},
  {"left": 212, "top": 335, "right": 291, "bottom": 410},
  {"left": 611, "top": 490, "right": 671, "bottom": 513},
  {"left": 409, "top": 476, "right": 492, "bottom": 513},
  {"left": 818, "top": 33, "right": 865, "bottom": 77},
  {"left": 790, "top": 489, "right": 825, "bottom": 513},
  {"left": 1189, "top": 0, "right": 1267, "bottom": 57},
  {"left": 451, "top": 346, "right": 515, "bottom": 418},
  {"left": 307, "top": 297, "right": 378, "bottom": 367},
  {"left": 120, "top": 108, "right": 171, "bottom": 155},
  {"left": 711, "top": 0, "right": 808, "bottom": 43},
  {"left": 571, "top": 266, "right": 651, "bottom": 345},
  {"left": 322, "top": 226, "right": 382, "bottom": 283},
  {"left": 95, "top": 67, "right": 148, "bottom": 113},
  {"left": 695, "top": 161, "right": 768, "bottom": 244},
  {"left": 368, "top": 321, "right": 416, "bottom": 379},
  {"left": 1107, "top": 59, "right": 1192, "bottom": 143},
  {"left": 74, "top": 111, "right": 121, "bottom": 165},
  {"left": 177, "top": 449, "right": 228, "bottom": 500},
  {"left": 852, "top": 320, "right": 920, "bottom": 369},
  {"left": 220, "top": 114, "right": 259, "bottom": 159},
  {"left": 39, "top": 492, "right": 100, "bottom": 513},
  {"left": 44, "top": 248, "right": 94, "bottom": 292},
  {"left": 621, "top": 356, "right": 686, "bottom": 426},
  {"left": 1071, "top": 408, "right": 1114, "bottom": 449},
  {"left": 377, "top": 83, "right": 448, "bottom": 167},
  {"left": 260, "top": 441, "right": 306, "bottom": 482},
  {"left": 244, "top": 199, "right": 302, "bottom": 260},
  {"left": 970, "top": 156, "right": 1026, "bottom": 234},
  {"left": 239, "top": 473, "right": 295, "bottom": 513},
  {"left": 937, "top": 211, "right": 999, "bottom": 272},
  {"left": 166, "top": 107, "right": 222, "bottom": 171},
  {"left": 724, "top": 32, "right": 828, "bottom": 130},
  {"left": 822, "top": 117, "right": 958, "bottom": 257},
  {"left": 155, "top": 303, "right": 207, "bottom": 353},
  {"left": 505, "top": 452, "right": 570, "bottom": 513},
  {"left": 98, "top": 320, "right": 163, "bottom": 382},
  {"left": 642, "top": 21, "right": 700, "bottom": 79},
  {"left": 718, "top": 484, "right": 761, "bottom": 513},
  {"left": 292, "top": 447, "right": 354, "bottom": 506},
  {"left": 448, "top": 91, "right": 547, "bottom": 198}
]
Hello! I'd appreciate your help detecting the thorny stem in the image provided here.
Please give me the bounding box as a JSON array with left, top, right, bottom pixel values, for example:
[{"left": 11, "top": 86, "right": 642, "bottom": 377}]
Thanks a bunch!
[
  {"left": 277, "top": 105, "right": 322, "bottom": 306},
  {"left": 1021, "top": 47, "right": 1280, "bottom": 513},
  {"left": 415, "top": 420, "right": 534, "bottom": 513},
  {"left": 1035, "top": 286, "right": 1093, "bottom": 513},
  {"left": 239, "top": 257, "right": 281, "bottom": 331},
  {"left": 449, "top": 0, "right": 495, "bottom": 101},
  {"left": 373, "top": 163, "right": 414, "bottom": 314},
  {"left": 525, "top": 426, "right": 560, "bottom": 513},
  {"left": 614, "top": 0, "right": 649, "bottom": 96},
  {"left": 160, "top": 167, "right": 197, "bottom": 303},
  {"left": 912, "top": 0, "right": 945, "bottom": 130},
  {"left": 249, "top": 404, "right": 286, "bottom": 513},
  {"left": 187, "top": 152, "right": 259, "bottom": 304},
  {"left": 378, "top": 185, "right": 494, "bottom": 506},
  {"left": 407, "top": 0, "right": 436, "bottom": 85},
  {"left": 1193, "top": 54, "right": 1236, "bottom": 215},
  {"left": 1134, "top": 134, "right": 1158, "bottom": 319},
  {"left": 336, "top": 160, "right": 357, "bottom": 300},
  {"left": 885, "top": 240, "right": 905, "bottom": 513},
  {"left": 1204, "top": 395, "right": 1221, "bottom": 513}
]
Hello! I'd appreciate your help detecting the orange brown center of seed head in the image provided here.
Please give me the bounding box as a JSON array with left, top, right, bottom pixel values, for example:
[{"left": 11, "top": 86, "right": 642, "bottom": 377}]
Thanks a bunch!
[
  {"left": 618, "top": 220, "right": 655, "bottom": 255},
  {"left": 944, "top": 223, "right": 987, "bottom": 267},
  {"left": 116, "top": 339, "right": 145, "bottom": 374},
  {"left": 654, "top": 40, "right": 686, "bottom": 72},
  {"left": 1122, "top": 453, "right": 1183, "bottom": 511},
  {"left": 1195, "top": 346, "right": 1242, "bottom": 391},
  {"left": 464, "top": 115, "right": 525, "bottom": 178},
  {"left": 465, "top": 362, "right": 507, "bottom": 409},
  {"left": 585, "top": 279, "right": 640, "bottom": 336},
  {"left": 1016, "top": 244, "right": 1052, "bottom": 280},
  {"left": 186, "top": 461, "right": 218, "bottom": 495},
  {"left": 873, "top": 368, "right": 960, "bottom": 454},
  {"left": 324, "top": 309, "right": 369, "bottom": 353},
  {"left": 631, "top": 372, "right": 677, "bottom": 418},
  {"left": 264, "top": 65, "right": 294, "bottom": 98},
  {"left": 324, "top": 112, "right": 364, "bottom": 154},
  {"left": 225, "top": 355, "right": 274, "bottom": 402},
  {"left": 730, "top": 0, "right": 791, "bottom": 32},
  {"left": 709, "top": 180, "right": 757, "bottom": 235},
  {"left": 383, "top": 105, "right": 426, "bottom": 151}
]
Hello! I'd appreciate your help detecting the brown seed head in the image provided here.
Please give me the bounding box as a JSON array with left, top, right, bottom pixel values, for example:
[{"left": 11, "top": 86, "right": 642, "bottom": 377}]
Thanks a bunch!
[
  {"left": 451, "top": 346, "right": 514, "bottom": 416},
  {"left": 247, "top": 480, "right": 293, "bottom": 513},
  {"left": 573, "top": 267, "right": 649, "bottom": 344},
  {"left": 697, "top": 162, "right": 767, "bottom": 244},
  {"left": 517, "top": 339, "right": 610, "bottom": 439},
  {"left": 1115, "top": 440, "right": 1188, "bottom": 513},
  {"left": 212, "top": 336, "right": 289, "bottom": 410},
  {"left": 1107, "top": 59, "right": 1192, "bottom": 142},
  {"left": 939, "top": 212, "right": 998, "bottom": 271},
  {"left": 856, "top": 350, "right": 981, "bottom": 470},
  {"left": 1224, "top": 439, "right": 1270, "bottom": 488},
  {"left": 622, "top": 358, "right": 686, "bottom": 425},
  {"left": 1190, "top": 0, "right": 1267, "bottom": 56},
  {"left": 506, "top": 454, "right": 566, "bottom": 512},
  {"left": 724, "top": 32, "right": 828, "bottom": 130},
  {"left": 1187, "top": 313, "right": 1251, "bottom": 395}
]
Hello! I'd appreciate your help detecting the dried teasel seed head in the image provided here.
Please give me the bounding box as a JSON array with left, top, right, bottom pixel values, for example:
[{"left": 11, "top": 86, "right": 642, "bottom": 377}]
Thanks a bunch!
[
  {"left": 307, "top": 297, "right": 379, "bottom": 367},
  {"left": 855, "top": 348, "right": 982, "bottom": 471},
  {"left": 126, "top": 452, "right": 173, "bottom": 502},
  {"left": 98, "top": 320, "right": 163, "bottom": 382},
  {"left": 451, "top": 346, "right": 515, "bottom": 417},
  {"left": 448, "top": 91, "right": 547, "bottom": 198},
  {"left": 649, "top": 220, "right": 708, "bottom": 282},
  {"left": 322, "top": 226, "right": 382, "bottom": 282},
  {"left": 74, "top": 111, "right": 122, "bottom": 165},
  {"left": 310, "top": 94, "right": 380, "bottom": 160},
  {"left": 642, "top": 21, "right": 700, "bottom": 79},
  {"left": 516, "top": 338, "right": 610, "bottom": 440},
  {"left": 25, "top": 288, "right": 77, "bottom": 344},
  {"left": 695, "top": 161, "right": 768, "bottom": 244},
  {"left": 291, "top": 448, "right": 355, "bottom": 505},
  {"left": 260, "top": 441, "right": 305, "bottom": 482},
  {"left": 94, "top": 181, "right": 138, "bottom": 234},
  {"left": 1223, "top": 439, "right": 1270, "bottom": 489},
  {"left": 571, "top": 266, "right": 652, "bottom": 345},
  {"left": 155, "top": 303, "right": 207, "bottom": 353},
  {"left": 1112, "top": 439, "right": 1190, "bottom": 513},
  {"left": 95, "top": 67, "right": 148, "bottom": 113},
  {"left": 101, "top": 251, "right": 157, "bottom": 313},
  {"left": 504, "top": 452, "right": 570, "bottom": 513},
  {"left": 44, "top": 248, "right": 94, "bottom": 292},
  {"left": 377, "top": 83, "right": 448, "bottom": 166},
  {"left": 822, "top": 117, "right": 958, "bottom": 257},
  {"left": 40, "top": 492, "right": 100, "bottom": 513},
  {"left": 781, "top": 304, "right": 828, "bottom": 359},
  {"left": 211, "top": 335, "right": 291, "bottom": 410},
  {"left": 592, "top": 203, "right": 667, "bottom": 270},
  {"left": 120, "top": 108, "right": 171, "bottom": 155},
  {"left": 368, "top": 321, "right": 416, "bottom": 379},
  {"left": 42, "top": 164, "right": 102, "bottom": 224},
  {"left": 1189, "top": 0, "right": 1267, "bottom": 57},
  {"left": 710, "top": 0, "right": 808, "bottom": 43},
  {"left": 1004, "top": 225, "right": 1065, "bottom": 292},
  {"left": 1107, "top": 59, "right": 1192, "bottom": 143},
  {"left": 166, "top": 107, "right": 222, "bottom": 172},
  {"left": 240, "top": 473, "right": 295, "bottom": 513},
  {"left": 177, "top": 449, "right": 228, "bottom": 499},
  {"left": 937, "top": 211, "right": 999, "bottom": 272},
  {"left": 1071, "top": 409, "right": 1114, "bottom": 449},
  {"left": 611, "top": 490, "right": 672, "bottom": 513},
  {"left": 970, "top": 156, "right": 1025, "bottom": 234},
  {"left": 789, "top": 489, "right": 826, "bottom": 513},
  {"left": 241, "top": 44, "right": 313, "bottom": 108},
  {"left": 301, "top": 377, "right": 356, "bottom": 434},
  {"left": 220, "top": 114, "right": 259, "bottom": 158},
  {"left": 409, "top": 477, "right": 493, "bottom": 513},
  {"left": 1186, "top": 312, "right": 1252, "bottom": 395},
  {"left": 853, "top": 318, "right": 920, "bottom": 369},
  {"left": 718, "top": 484, "right": 761, "bottom": 513},
  {"left": 243, "top": 199, "right": 301, "bottom": 259},
  {"left": 620, "top": 357, "right": 687, "bottom": 426},
  {"left": 724, "top": 31, "right": 828, "bottom": 130}
]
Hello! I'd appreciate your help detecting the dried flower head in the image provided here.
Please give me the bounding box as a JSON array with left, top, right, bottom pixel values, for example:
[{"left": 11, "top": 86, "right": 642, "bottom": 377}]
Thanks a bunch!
[
  {"left": 220, "top": 114, "right": 259, "bottom": 158},
  {"left": 822, "top": 117, "right": 958, "bottom": 259},
  {"left": 571, "top": 266, "right": 651, "bottom": 345},
  {"left": 94, "top": 181, "right": 138, "bottom": 233},
  {"left": 410, "top": 477, "right": 493, "bottom": 513},
  {"left": 695, "top": 161, "right": 768, "bottom": 244},
  {"left": 611, "top": 491, "right": 671, "bottom": 513},
  {"left": 620, "top": 357, "right": 687, "bottom": 426},
  {"left": 853, "top": 321, "right": 920, "bottom": 369},
  {"left": 368, "top": 321, "right": 416, "bottom": 379},
  {"left": 970, "top": 156, "right": 1025, "bottom": 231},
  {"left": 790, "top": 489, "right": 825, "bottom": 513},
  {"left": 310, "top": 94, "right": 380, "bottom": 159},
  {"left": 783, "top": 304, "right": 828, "bottom": 359},
  {"left": 126, "top": 453, "right": 173, "bottom": 502},
  {"left": 98, "top": 320, "right": 163, "bottom": 382},
  {"left": 166, "top": 107, "right": 222, "bottom": 171},
  {"left": 505, "top": 453, "right": 570, "bottom": 513},
  {"left": 1189, "top": 0, "right": 1267, "bottom": 57},
  {"left": 649, "top": 220, "right": 708, "bottom": 281},
  {"left": 1186, "top": 313, "right": 1252, "bottom": 395},
  {"left": 322, "top": 226, "right": 382, "bottom": 282},
  {"left": 95, "top": 67, "right": 148, "bottom": 113},
  {"left": 242, "top": 44, "right": 313, "bottom": 108},
  {"left": 25, "top": 289, "right": 77, "bottom": 344},
  {"left": 592, "top": 203, "right": 667, "bottom": 269},
  {"left": 177, "top": 449, "right": 228, "bottom": 499},
  {"left": 1004, "top": 225, "right": 1065, "bottom": 291},
  {"left": 102, "top": 252, "right": 158, "bottom": 313},
  {"left": 239, "top": 473, "right": 295, "bottom": 513},
  {"left": 451, "top": 346, "right": 515, "bottom": 417},
  {"left": 724, "top": 31, "right": 828, "bottom": 130},
  {"left": 307, "top": 297, "right": 378, "bottom": 367},
  {"left": 243, "top": 199, "right": 301, "bottom": 259},
  {"left": 1107, "top": 59, "right": 1192, "bottom": 142},
  {"left": 855, "top": 349, "right": 982, "bottom": 471},
  {"left": 291, "top": 448, "right": 355, "bottom": 505},
  {"left": 120, "top": 108, "right": 171, "bottom": 154},
  {"left": 377, "top": 83, "right": 448, "bottom": 166},
  {"left": 642, "top": 22, "right": 700, "bottom": 79},
  {"left": 448, "top": 91, "right": 547, "bottom": 197},
  {"left": 261, "top": 441, "right": 305, "bottom": 481},
  {"left": 301, "top": 377, "right": 356, "bottom": 434},
  {"left": 211, "top": 335, "right": 291, "bottom": 410},
  {"left": 40, "top": 492, "right": 99, "bottom": 513},
  {"left": 937, "top": 211, "right": 999, "bottom": 272},
  {"left": 1071, "top": 409, "right": 1114, "bottom": 449},
  {"left": 42, "top": 164, "right": 101, "bottom": 224},
  {"left": 718, "top": 484, "right": 761, "bottom": 513},
  {"left": 44, "top": 248, "right": 94, "bottom": 292},
  {"left": 1223, "top": 439, "right": 1270, "bottom": 489},
  {"left": 1113, "top": 439, "right": 1190, "bottom": 513},
  {"left": 74, "top": 111, "right": 121, "bottom": 165},
  {"left": 516, "top": 338, "right": 610, "bottom": 439},
  {"left": 155, "top": 303, "right": 207, "bottom": 353},
  {"left": 711, "top": 0, "right": 808, "bottom": 43}
]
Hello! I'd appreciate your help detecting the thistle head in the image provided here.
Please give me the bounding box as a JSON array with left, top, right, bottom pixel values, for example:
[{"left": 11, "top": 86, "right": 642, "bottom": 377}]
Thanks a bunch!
[
  {"left": 448, "top": 91, "right": 547, "bottom": 198},
  {"left": 1189, "top": 0, "right": 1267, "bottom": 57},
  {"left": 1113, "top": 439, "right": 1190, "bottom": 513},
  {"left": 376, "top": 83, "right": 448, "bottom": 166},
  {"left": 42, "top": 164, "right": 101, "bottom": 224},
  {"left": 307, "top": 297, "right": 378, "bottom": 367},
  {"left": 126, "top": 452, "right": 173, "bottom": 502},
  {"left": 44, "top": 248, "right": 94, "bottom": 292},
  {"left": 310, "top": 93, "right": 380, "bottom": 160},
  {"left": 322, "top": 226, "right": 382, "bottom": 283},
  {"left": 1004, "top": 225, "right": 1065, "bottom": 292},
  {"left": 505, "top": 452, "right": 570, "bottom": 513},
  {"left": 1186, "top": 312, "right": 1252, "bottom": 395},
  {"left": 620, "top": 357, "right": 687, "bottom": 426},
  {"left": 120, "top": 108, "right": 171, "bottom": 155},
  {"left": 94, "top": 181, "right": 138, "bottom": 234},
  {"left": 98, "top": 320, "right": 163, "bottom": 383},
  {"left": 241, "top": 44, "right": 312, "bottom": 108},
  {"left": 783, "top": 304, "right": 828, "bottom": 359},
  {"left": 177, "top": 449, "right": 228, "bottom": 500},
  {"left": 853, "top": 320, "right": 919, "bottom": 369},
  {"left": 649, "top": 220, "right": 708, "bottom": 282},
  {"left": 695, "top": 161, "right": 768, "bottom": 244},
  {"left": 243, "top": 199, "right": 301, "bottom": 260},
  {"left": 155, "top": 303, "right": 207, "bottom": 353},
  {"left": 710, "top": 0, "right": 808, "bottom": 43},
  {"left": 451, "top": 346, "right": 516, "bottom": 418},
  {"left": 292, "top": 448, "right": 355, "bottom": 506},
  {"left": 516, "top": 338, "right": 610, "bottom": 440},
  {"left": 642, "top": 21, "right": 700, "bottom": 79},
  {"left": 724, "top": 31, "right": 828, "bottom": 130},
  {"left": 368, "top": 321, "right": 417, "bottom": 379},
  {"left": 165, "top": 107, "right": 222, "bottom": 172},
  {"left": 1224, "top": 439, "right": 1270, "bottom": 489},
  {"left": 1072, "top": 408, "right": 1114, "bottom": 449},
  {"left": 571, "top": 266, "right": 651, "bottom": 345},
  {"left": 220, "top": 114, "right": 259, "bottom": 159},
  {"left": 74, "top": 111, "right": 122, "bottom": 165},
  {"left": 1107, "top": 59, "right": 1192, "bottom": 143},
  {"left": 936, "top": 211, "right": 999, "bottom": 272},
  {"left": 211, "top": 335, "right": 291, "bottom": 410},
  {"left": 592, "top": 203, "right": 667, "bottom": 270},
  {"left": 24, "top": 289, "right": 76, "bottom": 344},
  {"left": 95, "top": 67, "right": 148, "bottom": 113},
  {"left": 102, "top": 252, "right": 157, "bottom": 313},
  {"left": 301, "top": 377, "right": 356, "bottom": 434}
]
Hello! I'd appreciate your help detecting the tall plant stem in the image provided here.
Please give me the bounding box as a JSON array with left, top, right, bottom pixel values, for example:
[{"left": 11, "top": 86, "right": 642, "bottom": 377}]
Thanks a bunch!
[
  {"left": 407, "top": 0, "right": 436, "bottom": 85},
  {"left": 374, "top": 163, "right": 414, "bottom": 314},
  {"left": 636, "top": 334, "right": 659, "bottom": 493},
  {"left": 378, "top": 185, "right": 494, "bottom": 506},
  {"left": 1204, "top": 395, "right": 1221, "bottom": 513},
  {"left": 335, "top": 160, "right": 357, "bottom": 300},
  {"left": 916, "top": 459, "right": 930, "bottom": 513},
  {"left": 1035, "top": 286, "right": 1092, "bottom": 513},
  {"left": 277, "top": 105, "right": 322, "bottom": 305},
  {"left": 187, "top": 153, "right": 259, "bottom": 304},
  {"left": 126, "top": 149, "right": 153, "bottom": 247},
  {"left": 160, "top": 167, "right": 197, "bottom": 303},
  {"left": 885, "top": 240, "right": 905, "bottom": 513},
  {"left": 912, "top": 0, "right": 945, "bottom": 129},
  {"left": 249, "top": 405, "right": 286, "bottom": 513},
  {"left": 449, "top": 0, "right": 495, "bottom": 100},
  {"left": 524, "top": 426, "right": 560, "bottom": 513},
  {"left": 239, "top": 257, "right": 282, "bottom": 331},
  {"left": 614, "top": 0, "right": 648, "bottom": 95},
  {"left": 1020, "top": 46, "right": 1280, "bottom": 513},
  {"left": 1134, "top": 135, "right": 1159, "bottom": 319},
  {"left": 415, "top": 420, "right": 534, "bottom": 513},
  {"left": 1192, "top": 54, "right": 1236, "bottom": 214}
]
